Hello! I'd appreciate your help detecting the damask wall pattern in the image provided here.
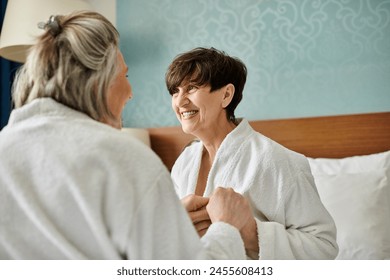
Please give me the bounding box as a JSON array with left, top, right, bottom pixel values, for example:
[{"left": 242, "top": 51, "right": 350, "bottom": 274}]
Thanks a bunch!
[{"left": 117, "top": 0, "right": 390, "bottom": 128}]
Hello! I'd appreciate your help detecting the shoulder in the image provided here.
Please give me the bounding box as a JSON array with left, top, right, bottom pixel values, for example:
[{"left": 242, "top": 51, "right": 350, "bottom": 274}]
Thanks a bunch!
[
  {"left": 98, "top": 126, "right": 166, "bottom": 172},
  {"left": 171, "top": 139, "right": 201, "bottom": 183},
  {"left": 239, "top": 125, "right": 311, "bottom": 179},
  {"left": 174, "top": 139, "right": 202, "bottom": 163},
  {"left": 64, "top": 120, "right": 169, "bottom": 188}
]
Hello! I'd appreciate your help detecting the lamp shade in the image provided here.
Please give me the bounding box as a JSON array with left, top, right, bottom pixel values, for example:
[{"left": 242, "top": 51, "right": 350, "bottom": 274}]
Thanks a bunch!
[{"left": 0, "top": 0, "right": 92, "bottom": 63}]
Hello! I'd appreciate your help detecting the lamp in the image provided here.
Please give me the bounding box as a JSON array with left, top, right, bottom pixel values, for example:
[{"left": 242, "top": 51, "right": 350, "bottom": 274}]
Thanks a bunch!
[{"left": 0, "top": 0, "right": 92, "bottom": 63}]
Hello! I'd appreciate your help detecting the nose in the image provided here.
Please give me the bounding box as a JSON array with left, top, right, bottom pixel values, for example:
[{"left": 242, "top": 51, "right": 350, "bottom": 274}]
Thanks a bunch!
[{"left": 173, "top": 89, "right": 189, "bottom": 107}]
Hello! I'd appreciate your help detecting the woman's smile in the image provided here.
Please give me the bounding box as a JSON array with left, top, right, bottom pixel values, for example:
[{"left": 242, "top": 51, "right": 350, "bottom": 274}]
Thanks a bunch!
[{"left": 181, "top": 110, "right": 199, "bottom": 119}]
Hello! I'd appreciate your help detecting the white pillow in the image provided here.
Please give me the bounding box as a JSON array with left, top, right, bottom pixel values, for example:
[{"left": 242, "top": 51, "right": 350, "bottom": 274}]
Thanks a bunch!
[{"left": 308, "top": 151, "right": 390, "bottom": 260}]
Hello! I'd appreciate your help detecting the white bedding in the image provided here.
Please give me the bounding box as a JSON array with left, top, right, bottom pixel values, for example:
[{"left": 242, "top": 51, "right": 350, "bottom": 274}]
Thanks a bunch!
[{"left": 309, "top": 151, "right": 390, "bottom": 260}]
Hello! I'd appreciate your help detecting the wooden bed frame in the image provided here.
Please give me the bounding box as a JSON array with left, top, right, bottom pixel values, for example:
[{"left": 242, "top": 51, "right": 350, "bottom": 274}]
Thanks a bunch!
[{"left": 147, "top": 112, "right": 390, "bottom": 171}]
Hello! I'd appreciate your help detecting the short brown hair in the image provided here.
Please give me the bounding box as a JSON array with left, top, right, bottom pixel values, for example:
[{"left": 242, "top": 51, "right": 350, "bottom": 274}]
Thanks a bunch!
[{"left": 165, "top": 47, "right": 247, "bottom": 122}]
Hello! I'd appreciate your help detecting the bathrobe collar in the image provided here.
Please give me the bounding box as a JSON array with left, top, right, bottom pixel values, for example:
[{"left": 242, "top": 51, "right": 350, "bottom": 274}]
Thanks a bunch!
[
  {"left": 8, "top": 98, "right": 92, "bottom": 126},
  {"left": 192, "top": 118, "right": 253, "bottom": 196}
]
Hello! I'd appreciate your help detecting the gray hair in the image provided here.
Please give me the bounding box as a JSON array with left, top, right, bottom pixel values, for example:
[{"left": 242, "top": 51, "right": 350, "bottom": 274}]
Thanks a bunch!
[{"left": 12, "top": 11, "right": 120, "bottom": 124}]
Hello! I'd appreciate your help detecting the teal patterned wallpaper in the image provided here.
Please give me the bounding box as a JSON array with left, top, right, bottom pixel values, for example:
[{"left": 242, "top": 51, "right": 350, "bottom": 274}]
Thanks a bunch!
[{"left": 117, "top": 0, "right": 390, "bottom": 128}]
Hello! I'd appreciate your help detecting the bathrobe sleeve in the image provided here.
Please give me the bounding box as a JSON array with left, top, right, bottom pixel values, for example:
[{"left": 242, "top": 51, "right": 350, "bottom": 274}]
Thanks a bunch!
[
  {"left": 125, "top": 169, "right": 245, "bottom": 260},
  {"left": 256, "top": 168, "right": 338, "bottom": 260}
]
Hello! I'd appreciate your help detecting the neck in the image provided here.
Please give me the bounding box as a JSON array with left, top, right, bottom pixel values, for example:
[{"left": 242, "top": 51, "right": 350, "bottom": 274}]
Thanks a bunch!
[{"left": 199, "top": 119, "right": 237, "bottom": 163}]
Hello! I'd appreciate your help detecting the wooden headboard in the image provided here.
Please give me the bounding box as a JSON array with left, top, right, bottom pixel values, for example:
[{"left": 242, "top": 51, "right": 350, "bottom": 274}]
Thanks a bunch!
[{"left": 148, "top": 112, "right": 390, "bottom": 171}]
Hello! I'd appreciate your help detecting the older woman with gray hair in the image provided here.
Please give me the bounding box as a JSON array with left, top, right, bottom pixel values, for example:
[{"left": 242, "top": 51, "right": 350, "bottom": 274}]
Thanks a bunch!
[{"left": 0, "top": 11, "right": 252, "bottom": 259}]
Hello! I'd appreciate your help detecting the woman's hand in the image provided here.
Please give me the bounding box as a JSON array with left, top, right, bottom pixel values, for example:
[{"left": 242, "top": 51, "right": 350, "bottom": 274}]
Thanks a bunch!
[
  {"left": 206, "top": 187, "right": 252, "bottom": 231},
  {"left": 181, "top": 194, "right": 211, "bottom": 237},
  {"left": 240, "top": 217, "right": 259, "bottom": 259},
  {"left": 207, "top": 187, "right": 259, "bottom": 258}
]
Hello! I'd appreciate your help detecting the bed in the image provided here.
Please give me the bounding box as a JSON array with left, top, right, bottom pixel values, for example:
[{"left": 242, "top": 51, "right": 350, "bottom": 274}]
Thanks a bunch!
[
  {"left": 147, "top": 112, "right": 390, "bottom": 171},
  {"left": 130, "top": 112, "right": 390, "bottom": 259}
]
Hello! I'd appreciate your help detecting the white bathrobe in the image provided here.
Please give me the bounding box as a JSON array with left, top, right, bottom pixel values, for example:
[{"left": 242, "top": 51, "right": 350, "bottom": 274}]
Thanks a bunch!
[
  {"left": 171, "top": 119, "right": 338, "bottom": 260},
  {"left": 0, "top": 98, "right": 245, "bottom": 260}
]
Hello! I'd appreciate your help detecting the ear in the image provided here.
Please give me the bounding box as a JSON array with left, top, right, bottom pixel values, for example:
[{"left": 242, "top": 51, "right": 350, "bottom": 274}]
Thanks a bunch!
[{"left": 221, "top": 84, "right": 235, "bottom": 109}]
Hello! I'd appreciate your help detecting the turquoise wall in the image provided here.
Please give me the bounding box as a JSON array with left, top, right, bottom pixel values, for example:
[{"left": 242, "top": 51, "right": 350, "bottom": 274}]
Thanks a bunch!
[{"left": 117, "top": 0, "right": 390, "bottom": 128}]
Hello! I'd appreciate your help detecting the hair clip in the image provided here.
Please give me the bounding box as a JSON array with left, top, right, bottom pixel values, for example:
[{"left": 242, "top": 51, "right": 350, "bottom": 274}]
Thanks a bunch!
[{"left": 37, "top": 15, "right": 61, "bottom": 36}]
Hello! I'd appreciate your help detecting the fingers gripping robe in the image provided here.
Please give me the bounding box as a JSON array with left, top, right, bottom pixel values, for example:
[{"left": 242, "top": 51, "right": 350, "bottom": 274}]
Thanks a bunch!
[
  {"left": 206, "top": 187, "right": 252, "bottom": 231},
  {"left": 181, "top": 194, "right": 209, "bottom": 211},
  {"left": 182, "top": 189, "right": 259, "bottom": 256},
  {"left": 195, "top": 219, "right": 212, "bottom": 237},
  {"left": 181, "top": 194, "right": 211, "bottom": 237}
]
